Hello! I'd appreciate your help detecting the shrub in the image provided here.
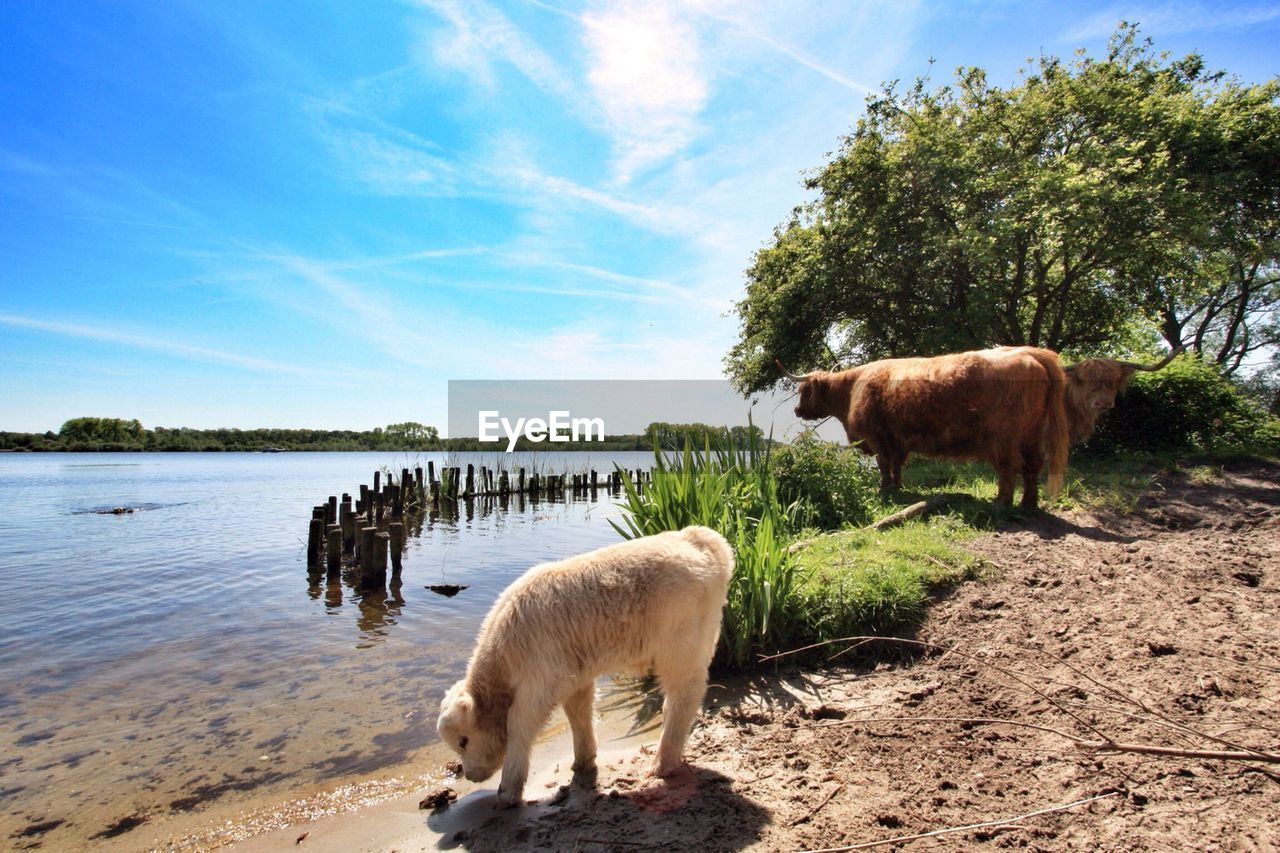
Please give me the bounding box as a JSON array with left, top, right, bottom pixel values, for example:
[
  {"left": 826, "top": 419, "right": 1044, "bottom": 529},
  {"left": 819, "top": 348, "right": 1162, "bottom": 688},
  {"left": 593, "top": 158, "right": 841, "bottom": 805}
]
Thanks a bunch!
[
  {"left": 610, "top": 432, "right": 803, "bottom": 669},
  {"left": 1085, "top": 355, "right": 1280, "bottom": 455},
  {"left": 769, "top": 434, "right": 879, "bottom": 529}
]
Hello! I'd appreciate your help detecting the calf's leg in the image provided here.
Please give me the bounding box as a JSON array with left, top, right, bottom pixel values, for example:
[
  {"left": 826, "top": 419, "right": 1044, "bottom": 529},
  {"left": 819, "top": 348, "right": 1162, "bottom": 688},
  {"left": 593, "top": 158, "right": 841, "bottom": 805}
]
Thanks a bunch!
[
  {"left": 654, "top": 676, "right": 707, "bottom": 777},
  {"left": 496, "top": 693, "right": 549, "bottom": 808},
  {"left": 563, "top": 683, "right": 597, "bottom": 774}
]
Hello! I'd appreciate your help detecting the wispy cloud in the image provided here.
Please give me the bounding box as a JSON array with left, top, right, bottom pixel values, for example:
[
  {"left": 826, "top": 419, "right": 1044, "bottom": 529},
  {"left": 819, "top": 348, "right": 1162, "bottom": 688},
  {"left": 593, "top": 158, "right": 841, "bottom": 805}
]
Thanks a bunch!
[
  {"left": 580, "top": 1, "right": 709, "bottom": 183},
  {"left": 0, "top": 312, "right": 340, "bottom": 378},
  {"left": 1063, "top": 3, "right": 1280, "bottom": 41},
  {"left": 689, "top": 2, "right": 878, "bottom": 95},
  {"left": 498, "top": 159, "right": 686, "bottom": 230},
  {"left": 308, "top": 108, "right": 460, "bottom": 196},
  {"left": 414, "top": 0, "right": 573, "bottom": 96}
]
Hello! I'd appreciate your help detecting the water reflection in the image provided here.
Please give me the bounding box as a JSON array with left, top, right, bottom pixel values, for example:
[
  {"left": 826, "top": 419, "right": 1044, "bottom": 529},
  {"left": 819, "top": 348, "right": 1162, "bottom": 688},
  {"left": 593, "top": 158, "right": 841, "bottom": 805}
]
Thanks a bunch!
[{"left": 303, "top": 484, "right": 628, "bottom": 643}]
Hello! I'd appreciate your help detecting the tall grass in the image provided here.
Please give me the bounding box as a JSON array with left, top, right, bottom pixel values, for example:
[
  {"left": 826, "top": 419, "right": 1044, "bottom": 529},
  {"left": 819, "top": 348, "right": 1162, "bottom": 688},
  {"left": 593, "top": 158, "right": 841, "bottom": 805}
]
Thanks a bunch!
[{"left": 610, "top": 429, "right": 803, "bottom": 668}]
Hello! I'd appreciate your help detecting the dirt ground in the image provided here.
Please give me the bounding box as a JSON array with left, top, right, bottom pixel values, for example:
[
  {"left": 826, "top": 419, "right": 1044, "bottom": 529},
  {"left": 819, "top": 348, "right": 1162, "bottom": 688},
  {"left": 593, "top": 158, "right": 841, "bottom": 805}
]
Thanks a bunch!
[{"left": 411, "top": 462, "right": 1279, "bottom": 852}]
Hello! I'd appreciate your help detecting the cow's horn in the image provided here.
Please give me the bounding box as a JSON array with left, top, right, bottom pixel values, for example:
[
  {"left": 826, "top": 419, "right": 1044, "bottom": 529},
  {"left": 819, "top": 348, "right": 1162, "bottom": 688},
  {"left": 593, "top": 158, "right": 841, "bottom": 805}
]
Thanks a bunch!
[
  {"left": 775, "top": 358, "right": 817, "bottom": 382},
  {"left": 1116, "top": 345, "right": 1184, "bottom": 372}
]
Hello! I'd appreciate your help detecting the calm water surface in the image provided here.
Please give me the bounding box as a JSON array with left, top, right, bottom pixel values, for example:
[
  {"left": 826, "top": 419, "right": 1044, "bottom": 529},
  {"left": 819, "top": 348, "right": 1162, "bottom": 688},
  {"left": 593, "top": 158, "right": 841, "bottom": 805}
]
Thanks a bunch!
[{"left": 0, "top": 451, "right": 651, "bottom": 846}]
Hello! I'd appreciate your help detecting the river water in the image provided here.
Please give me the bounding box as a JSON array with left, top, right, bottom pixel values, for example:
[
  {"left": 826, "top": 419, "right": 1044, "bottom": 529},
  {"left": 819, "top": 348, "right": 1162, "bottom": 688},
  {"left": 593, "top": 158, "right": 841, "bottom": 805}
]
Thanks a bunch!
[{"left": 0, "top": 451, "right": 653, "bottom": 848}]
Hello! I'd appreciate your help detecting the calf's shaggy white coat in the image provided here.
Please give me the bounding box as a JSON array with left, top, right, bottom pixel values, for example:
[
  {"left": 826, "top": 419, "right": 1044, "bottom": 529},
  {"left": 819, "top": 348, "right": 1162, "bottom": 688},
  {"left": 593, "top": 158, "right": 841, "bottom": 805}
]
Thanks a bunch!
[{"left": 436, "top": 525, "right": 733, "bottom": 807}]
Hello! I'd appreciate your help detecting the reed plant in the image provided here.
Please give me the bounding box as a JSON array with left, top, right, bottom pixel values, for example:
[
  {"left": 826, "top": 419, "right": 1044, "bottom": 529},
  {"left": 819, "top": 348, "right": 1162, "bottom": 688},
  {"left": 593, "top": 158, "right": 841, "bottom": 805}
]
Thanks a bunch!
[{"left": 610, "top": 428, "right": 803, "bottom": 668}]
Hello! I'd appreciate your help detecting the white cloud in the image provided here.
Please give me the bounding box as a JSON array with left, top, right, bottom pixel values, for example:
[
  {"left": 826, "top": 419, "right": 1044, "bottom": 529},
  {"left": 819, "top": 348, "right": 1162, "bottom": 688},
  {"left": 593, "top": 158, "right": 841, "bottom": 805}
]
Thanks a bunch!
[
  {"left": 1063, "top": 3, "right": 1280, "bottom": 41},
  {"left": 415, "top": 0, "right": 573, "bottom": 96},
  {"left": 580, "top": 1, "right": 710, "bottom": 183},
  {"left": 687, "top": 1, "right": 878, "bottom": 95},
  {"left": 0, "top": 312, "right": 340, "bottom": 378}
]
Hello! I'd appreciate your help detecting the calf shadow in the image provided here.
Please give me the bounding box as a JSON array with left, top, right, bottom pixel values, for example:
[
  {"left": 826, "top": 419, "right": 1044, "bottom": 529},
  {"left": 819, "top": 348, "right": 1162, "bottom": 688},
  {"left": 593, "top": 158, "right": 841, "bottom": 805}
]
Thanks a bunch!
[{"left": 427, "top": 764, "right": 769, "bottom": 852}]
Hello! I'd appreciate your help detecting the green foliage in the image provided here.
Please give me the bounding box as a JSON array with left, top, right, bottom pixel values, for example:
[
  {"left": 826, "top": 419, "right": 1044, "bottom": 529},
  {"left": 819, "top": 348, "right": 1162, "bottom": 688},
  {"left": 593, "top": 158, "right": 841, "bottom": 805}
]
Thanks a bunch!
[
  {"left": 1085, "top": 356, "right": 1280, "bottom": 454},
  {"left": 609, "top": 429, "right": 989, "bottom": 668},
  {"left": 769, "top": 435, "right": 879, "bottom": 528},
  {"left": 643, "top": 422, "right": 766, "bottom": 451},
  {"left": 384, "top": 422, "right": 439, "bottom": 442},
  {"left": 59, "top": 417, "right": 145, "bottom": 448},
  {"left": 726, "top": 25, "right": 1280, "bottom": 392},
  {"left": 609, "top": 430, "right": 803, "bottom": 668}
]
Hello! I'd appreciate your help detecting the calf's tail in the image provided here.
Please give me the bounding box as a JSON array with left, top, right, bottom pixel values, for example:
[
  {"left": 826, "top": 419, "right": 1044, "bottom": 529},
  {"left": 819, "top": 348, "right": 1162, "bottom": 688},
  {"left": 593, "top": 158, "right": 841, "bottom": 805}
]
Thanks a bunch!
[{"left": 679, "top": 525, "right": 736, "bottom": 588}]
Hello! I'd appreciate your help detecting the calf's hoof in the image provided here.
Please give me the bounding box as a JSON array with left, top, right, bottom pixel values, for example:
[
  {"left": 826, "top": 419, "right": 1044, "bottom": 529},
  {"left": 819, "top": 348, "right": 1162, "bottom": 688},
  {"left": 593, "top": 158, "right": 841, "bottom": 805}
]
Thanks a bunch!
[
  {"left": 653, "top": 758, "right": 685, "bottom": 778},
  {"left": 493, "top": 790, "right": 522, "bottom": 809}
]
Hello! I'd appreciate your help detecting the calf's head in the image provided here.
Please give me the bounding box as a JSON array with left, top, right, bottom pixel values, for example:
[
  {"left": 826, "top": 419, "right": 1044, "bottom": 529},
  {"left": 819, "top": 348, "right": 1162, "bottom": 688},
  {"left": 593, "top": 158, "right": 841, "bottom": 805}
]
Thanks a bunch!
[{"left": 437, "top": 681, "right": 506, "bottom": 783}]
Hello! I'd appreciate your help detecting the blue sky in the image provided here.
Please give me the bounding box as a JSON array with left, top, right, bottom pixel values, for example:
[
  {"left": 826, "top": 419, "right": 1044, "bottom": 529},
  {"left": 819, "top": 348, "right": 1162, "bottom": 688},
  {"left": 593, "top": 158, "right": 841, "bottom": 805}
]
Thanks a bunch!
[{"left": 2, "top": 1, "right": 1277, "bottom": 433}]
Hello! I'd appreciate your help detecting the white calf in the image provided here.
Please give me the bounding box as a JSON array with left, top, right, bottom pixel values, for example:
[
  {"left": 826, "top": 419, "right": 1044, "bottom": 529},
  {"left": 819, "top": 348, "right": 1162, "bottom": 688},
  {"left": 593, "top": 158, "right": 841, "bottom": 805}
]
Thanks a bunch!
[{"left": 436, "top": 525, "right": 733, "bottom": 807}]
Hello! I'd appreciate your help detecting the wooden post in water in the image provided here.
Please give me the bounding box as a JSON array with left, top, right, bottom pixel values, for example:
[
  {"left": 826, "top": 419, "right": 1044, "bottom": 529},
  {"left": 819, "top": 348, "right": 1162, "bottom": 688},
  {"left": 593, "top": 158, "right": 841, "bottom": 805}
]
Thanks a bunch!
[
  {"left": 373, "top": 470, "right": 381, "bottom": 495},
  {"left": 428, "top": 461, "right": 436, "bottom": 487},
  {"left": 388, "top": 522, "right": 404, "bottom": 576},
  {"left": 325, "top": 524, "right": 342, "bottom": 573},
  {"left": 375, "top": 531, "right": 390, "bottom": 582},
  {"left": 307, "top": 517, "right": 323, "bottom": 567},
  {"left": 465, "top": 464, "right": 475, "bottom": 497},
  {"left": 359, "top": 526, "right": 377, "bottom": 584},
  {"left": 358, "top": 484, "right": 369, "bottom": 515},
  {"left": 415, "top": 466, "right": 424, "bottom": 501},
  {"left": 499, "top": 470, "right": 509, "bottom": 495},
  {"left": 340, "top": 501, "right": 355, "bottom": 554},
  {"left": 374, "top": 488, "right": 385, "bottom": 526},
  {"left": 518, "top": 468, "right": 526, "bottom": 494}
]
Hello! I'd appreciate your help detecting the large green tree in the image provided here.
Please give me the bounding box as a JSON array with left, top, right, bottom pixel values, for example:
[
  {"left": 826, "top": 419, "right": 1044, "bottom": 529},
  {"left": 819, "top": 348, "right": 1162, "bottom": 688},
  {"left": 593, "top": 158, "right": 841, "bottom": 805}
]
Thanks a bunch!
[{"left": 726, "top": 26, "right": 1280, "bottom": 392}]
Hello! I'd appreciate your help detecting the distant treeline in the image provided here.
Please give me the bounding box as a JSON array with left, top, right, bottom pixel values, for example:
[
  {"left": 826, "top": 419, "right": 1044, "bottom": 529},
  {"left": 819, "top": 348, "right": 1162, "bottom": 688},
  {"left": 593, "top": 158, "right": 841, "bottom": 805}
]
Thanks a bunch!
[{"left": 0, "top": 417, "right": 768, "bottom": 453}]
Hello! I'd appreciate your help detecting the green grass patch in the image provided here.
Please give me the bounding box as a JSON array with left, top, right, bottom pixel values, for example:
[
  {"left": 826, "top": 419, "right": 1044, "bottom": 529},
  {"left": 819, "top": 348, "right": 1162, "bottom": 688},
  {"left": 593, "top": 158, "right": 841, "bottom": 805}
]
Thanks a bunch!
[{"left": 793, "top": 518, "right": 985, "bottom": 649}]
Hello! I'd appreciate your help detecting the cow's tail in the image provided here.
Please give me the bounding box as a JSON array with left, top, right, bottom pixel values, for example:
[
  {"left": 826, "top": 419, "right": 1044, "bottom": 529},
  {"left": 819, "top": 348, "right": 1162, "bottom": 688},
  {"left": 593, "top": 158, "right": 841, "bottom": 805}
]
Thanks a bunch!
[{"left": 1042, "top": 359, "right": 1069, "bottom": 499}]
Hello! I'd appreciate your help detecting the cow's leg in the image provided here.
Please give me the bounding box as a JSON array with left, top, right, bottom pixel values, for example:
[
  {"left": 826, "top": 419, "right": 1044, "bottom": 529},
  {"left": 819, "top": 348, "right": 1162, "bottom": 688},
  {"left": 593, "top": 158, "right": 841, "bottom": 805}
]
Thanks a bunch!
[
  {"left": 563, "top": 682, "right": 597, "bottom": 775},
  {"left": 1020, "top": 442, "right": 1044, "bottom": 509},
  {"left": 890, "top": 450, "right": 907, "bottom": 490},
  {"left": 875, "top": 443, "right": 904, "bottom": 493},
  {"left": 875, "top": 452, "right": 894, "bottom": 493},
  {"left": 993, "top": 453, "right": 1017, "bottom": 506}
]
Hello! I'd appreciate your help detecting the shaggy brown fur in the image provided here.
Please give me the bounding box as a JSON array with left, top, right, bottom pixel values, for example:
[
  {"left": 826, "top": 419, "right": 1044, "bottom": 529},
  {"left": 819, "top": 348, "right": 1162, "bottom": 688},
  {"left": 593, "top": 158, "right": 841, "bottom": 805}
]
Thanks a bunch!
[{"left": 792, "top": 346, "right": 1069, "bottom": 508}]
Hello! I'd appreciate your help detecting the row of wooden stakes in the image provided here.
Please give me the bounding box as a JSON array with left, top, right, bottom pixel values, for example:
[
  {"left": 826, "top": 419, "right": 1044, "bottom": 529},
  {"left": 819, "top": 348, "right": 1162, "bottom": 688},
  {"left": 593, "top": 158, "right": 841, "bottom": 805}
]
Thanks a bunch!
[{"left": 305, "top": 461, "right": 655, "bottom": 588}]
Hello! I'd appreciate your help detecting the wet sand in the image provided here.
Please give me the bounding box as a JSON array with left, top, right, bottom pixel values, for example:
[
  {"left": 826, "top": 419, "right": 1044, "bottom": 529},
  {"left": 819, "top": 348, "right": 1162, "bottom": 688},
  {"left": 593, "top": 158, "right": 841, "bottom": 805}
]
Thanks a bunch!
[{"left": 130, "top": 677, "right": 664, "bottom": 851}]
